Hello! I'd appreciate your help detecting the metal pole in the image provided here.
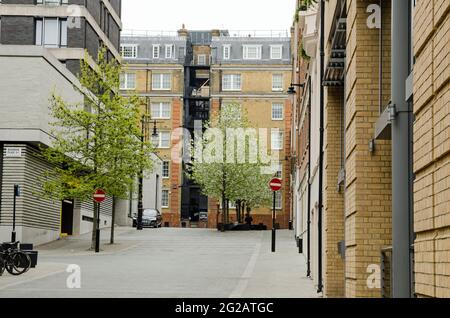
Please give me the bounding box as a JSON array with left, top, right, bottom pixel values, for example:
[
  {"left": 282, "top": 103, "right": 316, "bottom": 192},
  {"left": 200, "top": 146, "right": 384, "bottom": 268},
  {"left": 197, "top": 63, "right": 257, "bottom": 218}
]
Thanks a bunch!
[
  {"left": 391, "top": 0, "right": 413, "bottom": 298},
  {"left": 11, "top": 185, "right": 17, "bottom": 242},
  {"left": 272, "top": 191, "right": 276, "bottom": 252},
  {"left": 137, "top": 118, "right": 145, "bottom": 231},
  {"left": 95, "top": 202, "right": 100, "bottom": 253}
]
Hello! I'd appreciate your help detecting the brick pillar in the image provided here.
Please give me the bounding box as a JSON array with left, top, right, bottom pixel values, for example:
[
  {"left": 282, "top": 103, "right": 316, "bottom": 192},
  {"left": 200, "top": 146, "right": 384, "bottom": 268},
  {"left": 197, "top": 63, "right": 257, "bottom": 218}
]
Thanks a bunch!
[
  {"left": 323, "top": 86, "right": 345, "bottom": 297},
  {"left": 413, "top": 0, "right": 450, "bottom": 298},
  {"left": 344, "top": 0, "right": 392, "bottom": 297}
]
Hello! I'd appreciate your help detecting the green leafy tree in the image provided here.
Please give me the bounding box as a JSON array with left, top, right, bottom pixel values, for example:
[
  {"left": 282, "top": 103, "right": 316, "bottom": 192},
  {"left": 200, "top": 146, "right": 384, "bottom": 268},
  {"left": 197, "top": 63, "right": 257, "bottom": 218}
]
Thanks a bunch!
[
  {"left": 188, "top": 104, "right": 273, "bottom": 228},
  {"left": 41, "top": 47, "right": 154, "bottom": 249}
]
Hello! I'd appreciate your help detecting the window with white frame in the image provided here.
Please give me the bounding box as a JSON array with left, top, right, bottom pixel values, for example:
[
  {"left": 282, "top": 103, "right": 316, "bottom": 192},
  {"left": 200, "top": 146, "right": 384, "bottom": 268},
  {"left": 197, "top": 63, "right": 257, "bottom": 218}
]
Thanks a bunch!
[
  {"left": 36, "top": 0, "right": 69, "bottom": 5},
  {"left": 197, "top": 54, "right": 207, "bottom": 65},
  {"left": 275, "top": 162, "right": 283, "bottom": 179},
  {"left": 35, "top": 18, "right": 67, "bottom": 48},
  {"left": 152, "top": 73, "right": 171, "bottom": 90},
  {"left": 161, "top": 190, "right": 169, "bottom": 208},
  {"left": 272, "top": 74, "right": 283, "bottom": 91},
  {"left": 243, "top": 45, "right": 262, "bottom": 60},
  {"left": 275, "top": 191, "right": 282, "bottom": 209},
  {"left": 152, "top": 45, "right": 160, "bottom": 59},
  {"left": 120, "top": 44, "right": 138, "bottom": 58},
  {"left": 222, "top": 74, "right": 241, "bottom": 91},
  {"left": 272, "top": 103, "right": 284, "bottom": 120},
  {"left": 155, "top": 131, "right": 171, "bottom": 149},
  {"left": 162, "top": 161, "right": 170, "bottom": 179},
  {"left": 119, "top": 73, "right": 136, "bottom": 90},
  {"left": 151, "top": 102, "right": 171, "bottom": 119},
  {"left": 270, "top": 45, "right": 283, "bottom": 59},
  {"left": 165, "top": 44, "right": 174, "bottom": 59},
  {"left": 271, "top": 130, "right": 284, "bottom": 150},
  {"left": 223, "top": 45, "right": 231, "bottom": 60}
]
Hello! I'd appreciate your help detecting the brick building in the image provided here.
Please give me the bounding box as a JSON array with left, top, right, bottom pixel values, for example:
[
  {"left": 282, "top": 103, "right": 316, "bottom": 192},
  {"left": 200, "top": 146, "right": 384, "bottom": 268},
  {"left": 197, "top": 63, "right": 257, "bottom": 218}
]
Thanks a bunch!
[
  {"left": 291, "top": 0, "right": 449, "bottom": 298},
  {"left": 120, "top": 28, "right": 292, "bottom": 229}
]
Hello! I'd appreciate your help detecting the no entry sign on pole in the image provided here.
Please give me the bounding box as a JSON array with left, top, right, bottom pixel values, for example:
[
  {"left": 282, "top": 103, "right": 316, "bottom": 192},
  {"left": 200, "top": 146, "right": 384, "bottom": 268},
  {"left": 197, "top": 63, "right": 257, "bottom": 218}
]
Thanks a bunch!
[
  {"left": 93, "top": 189, "right": 106, "bottom": 203},
  {"left": 269, "top": 178, "right": 282, "bottom": 192}
]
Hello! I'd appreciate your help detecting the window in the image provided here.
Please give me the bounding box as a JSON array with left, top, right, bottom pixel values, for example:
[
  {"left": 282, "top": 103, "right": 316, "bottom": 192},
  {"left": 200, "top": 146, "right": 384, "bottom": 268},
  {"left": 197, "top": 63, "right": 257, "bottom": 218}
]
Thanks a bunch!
[
  {"left": 155, "top": 131, "right": 171, "bottom": 149},
  {"left": 222, "top": 74, "right": 241, "bottom": 91},
  {"left": 152, "top": 45, "right": 160, "bottom": 59},
  {"left": 270, "top": 45, "right": 283, "bottom": 59},
  {"left": 165, "top": 44, "right": 174, "bottom": 59},
  {"left": 275, "top": 162, "right": 283, "bottom": 179},
  {"left": 151, "top": 102, "right": 171, "bottom": 119},
  {"left": 152, "top": 73, "right": 171, "bottom": 90},
  {"left": 271, "top": 130, "right": 284, "bottom": 150},
  {"left": 272, "top": 103, "right": 284, "bottom": 120},
  {"left": 119, "top": 73, "right": 136, "bottom": 90},
  {"left": 198, "top": 54, "right": 207, "bottom": 65},
  {"left": 35, "top": 18, "right": 67, "bottom": 48},
  {"left": 36, "top": 0, "right": 69, "bottom": 5},
  {"left": 120, "top": 44, "right": 138, "bottom": 58},
  {"left": 162, "top": 190, "right": 169, "bottom": 208},
  {"left": 272, "top": 74, "right": 283, "bottom": 91},
  {"left": 162, "top": 161, "right": 170, "bottom": 179},
  {"left": 223, "top": 45, "right": 231, "bottom": 60},
  {"left": 275, "top": 191, "right": 282, "bottom": 209},
  {"left": 243, "top": 45, "right": 262, "bottom": 60}
]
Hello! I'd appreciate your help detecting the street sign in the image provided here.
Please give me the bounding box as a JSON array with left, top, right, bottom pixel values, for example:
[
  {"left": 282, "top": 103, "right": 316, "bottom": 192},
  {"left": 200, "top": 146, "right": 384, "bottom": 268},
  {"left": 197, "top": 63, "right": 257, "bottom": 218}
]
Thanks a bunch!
[
  {"left": 269, "top": 178, "right": 282, "bottom": 192},
  {"left": 93, "top": 189, "right": 106, "bottom": 203}
]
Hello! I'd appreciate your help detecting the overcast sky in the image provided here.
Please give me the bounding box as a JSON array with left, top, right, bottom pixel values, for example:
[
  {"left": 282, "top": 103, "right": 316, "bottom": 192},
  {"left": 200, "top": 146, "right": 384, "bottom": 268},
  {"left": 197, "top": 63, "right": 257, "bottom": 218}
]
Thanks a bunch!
[{"left": 121, "top": 0, "right": 296, "bottom": 32}]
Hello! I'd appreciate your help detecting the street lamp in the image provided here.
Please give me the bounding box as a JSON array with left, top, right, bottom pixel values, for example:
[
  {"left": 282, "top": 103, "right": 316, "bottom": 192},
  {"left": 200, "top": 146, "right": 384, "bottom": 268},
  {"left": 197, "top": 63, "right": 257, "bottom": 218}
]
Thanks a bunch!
[{"left": 136, "top": 114, "right": 155, "bottom": 231}]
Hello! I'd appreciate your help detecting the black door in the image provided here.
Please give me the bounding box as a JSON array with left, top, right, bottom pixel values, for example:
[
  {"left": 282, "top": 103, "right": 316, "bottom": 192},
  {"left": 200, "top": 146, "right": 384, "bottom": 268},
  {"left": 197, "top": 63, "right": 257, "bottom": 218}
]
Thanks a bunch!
[{"left": 61, "top": 200, "right": 74, "bottom": 235}]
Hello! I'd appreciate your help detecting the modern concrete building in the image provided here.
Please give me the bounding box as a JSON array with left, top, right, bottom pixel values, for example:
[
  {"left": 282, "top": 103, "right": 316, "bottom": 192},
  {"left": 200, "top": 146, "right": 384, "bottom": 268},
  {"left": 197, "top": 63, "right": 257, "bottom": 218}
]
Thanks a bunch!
[
  {"left": 291, "top": 0, "right": 450, "bottom": 298},
  {"left": 0, "top": 0, "right": 126, "bottom": 245},
  {"left": 121, "top": 28, "right": 293, "bottom": 229}
]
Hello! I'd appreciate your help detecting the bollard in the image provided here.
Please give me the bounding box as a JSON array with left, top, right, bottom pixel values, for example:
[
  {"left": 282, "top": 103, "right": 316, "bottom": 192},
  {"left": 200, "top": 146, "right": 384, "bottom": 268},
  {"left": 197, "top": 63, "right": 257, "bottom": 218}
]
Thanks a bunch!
[
  {"left": 271, "top": 229, "right": 276, "bottom": 252},
  {"left": 95, "top": 229, "right": 100, "bottom": 253}
]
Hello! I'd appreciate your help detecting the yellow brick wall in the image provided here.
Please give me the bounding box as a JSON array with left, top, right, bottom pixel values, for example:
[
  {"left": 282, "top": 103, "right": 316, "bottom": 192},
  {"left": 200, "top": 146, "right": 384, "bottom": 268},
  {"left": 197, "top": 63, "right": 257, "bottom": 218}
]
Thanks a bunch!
[
  {"left": 323, "top": 86, "right": 345, "bottom": 297},
  {"left": 343, "top": 0, "right": 392, "bottom": 298},
  {"left": 413, "top": 0, "right": 450, "bottom": 298}
]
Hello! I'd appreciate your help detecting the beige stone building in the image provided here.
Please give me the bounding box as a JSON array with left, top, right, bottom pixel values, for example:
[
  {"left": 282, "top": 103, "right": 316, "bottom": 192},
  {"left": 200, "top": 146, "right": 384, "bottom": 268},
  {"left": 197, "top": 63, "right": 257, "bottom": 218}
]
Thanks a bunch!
[
  {"left": 291, "top": 0, "right": 449, "bottom": 298},
  {"left": 121, "top": 28, "right": 293, "bottom": 229}
]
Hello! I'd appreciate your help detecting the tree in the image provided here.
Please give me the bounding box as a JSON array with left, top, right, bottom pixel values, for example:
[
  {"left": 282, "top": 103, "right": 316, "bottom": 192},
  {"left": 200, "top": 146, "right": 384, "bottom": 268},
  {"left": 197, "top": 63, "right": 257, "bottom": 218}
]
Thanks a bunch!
[
  {"left": 41, "top": 47, "right": 154, "bottom": 249},
  {"left": 188, "top": 104, "right": 273, "bottom": 229}
]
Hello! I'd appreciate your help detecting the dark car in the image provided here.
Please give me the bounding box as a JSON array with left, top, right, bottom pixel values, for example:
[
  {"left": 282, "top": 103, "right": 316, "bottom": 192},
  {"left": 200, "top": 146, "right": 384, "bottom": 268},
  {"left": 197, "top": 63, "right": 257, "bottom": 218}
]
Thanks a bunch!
[{"left": 132, "top": 209, "right": 162, "bottom": 228}]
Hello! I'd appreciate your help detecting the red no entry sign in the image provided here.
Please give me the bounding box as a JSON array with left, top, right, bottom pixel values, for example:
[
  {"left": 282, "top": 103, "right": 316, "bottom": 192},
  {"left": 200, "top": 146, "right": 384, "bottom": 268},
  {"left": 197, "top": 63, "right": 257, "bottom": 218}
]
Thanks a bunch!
[
  {"left": 93, "top": 189, "right": 106, "bottom": 203},
  {"left": 269, "top": 178, "right": 282, "bottom": 192}
]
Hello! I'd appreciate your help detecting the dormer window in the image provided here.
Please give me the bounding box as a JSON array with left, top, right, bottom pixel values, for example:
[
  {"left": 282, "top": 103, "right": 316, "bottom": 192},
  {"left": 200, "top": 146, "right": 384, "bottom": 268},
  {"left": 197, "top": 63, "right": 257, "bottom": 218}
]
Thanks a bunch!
[
  {"left": 120, "top": 44, "right": 138, "bottom": 58},
  {"left": 243, "top": 45, "right": 262, "bottom": 60},
  {"left": 270, "top": 45, "right": 283, "bottom": 59},
  {"left": 153, "top": 45, "right": 161, "bottom": 59}
]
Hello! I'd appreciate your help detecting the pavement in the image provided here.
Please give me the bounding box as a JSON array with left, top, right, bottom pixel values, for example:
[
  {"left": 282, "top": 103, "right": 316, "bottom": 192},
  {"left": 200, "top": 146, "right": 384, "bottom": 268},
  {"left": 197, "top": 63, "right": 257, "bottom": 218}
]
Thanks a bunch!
[{"left": 0, "top": 227, "right": 318, "bottom": 298}]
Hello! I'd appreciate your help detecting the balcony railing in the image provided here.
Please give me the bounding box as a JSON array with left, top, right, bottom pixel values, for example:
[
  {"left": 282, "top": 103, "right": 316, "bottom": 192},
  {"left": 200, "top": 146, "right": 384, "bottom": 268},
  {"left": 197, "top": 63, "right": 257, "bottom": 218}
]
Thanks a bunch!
[{"left": 219, "top": 30, "right": 290, "bottom": 38}]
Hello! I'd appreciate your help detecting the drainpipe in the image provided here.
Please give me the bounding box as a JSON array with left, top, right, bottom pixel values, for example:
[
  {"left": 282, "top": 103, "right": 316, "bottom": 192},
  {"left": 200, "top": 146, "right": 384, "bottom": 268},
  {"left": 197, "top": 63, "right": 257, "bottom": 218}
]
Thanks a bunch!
[
  {"left": 317, "top": 0, "right": 325, "bottom": 294},
  {"left": 391, "top": 0, "right": 413, "bottom": 298},
  {"left": 307, "top": 77, "right": 312, "bottom": 278}
]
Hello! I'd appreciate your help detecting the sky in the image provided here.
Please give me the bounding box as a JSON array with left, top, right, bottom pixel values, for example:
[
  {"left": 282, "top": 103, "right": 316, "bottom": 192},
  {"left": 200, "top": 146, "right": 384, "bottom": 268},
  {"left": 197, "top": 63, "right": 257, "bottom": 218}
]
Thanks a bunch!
[{"left": 121, "top": 0, "right": 296, "bottom": 32}]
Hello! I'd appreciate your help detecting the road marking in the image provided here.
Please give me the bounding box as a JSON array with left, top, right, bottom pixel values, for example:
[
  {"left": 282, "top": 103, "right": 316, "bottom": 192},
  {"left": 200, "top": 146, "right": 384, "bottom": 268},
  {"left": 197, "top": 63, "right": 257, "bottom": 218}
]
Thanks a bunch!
[{"left": 228, "top": 233, "right": 262, "bottom": 298}]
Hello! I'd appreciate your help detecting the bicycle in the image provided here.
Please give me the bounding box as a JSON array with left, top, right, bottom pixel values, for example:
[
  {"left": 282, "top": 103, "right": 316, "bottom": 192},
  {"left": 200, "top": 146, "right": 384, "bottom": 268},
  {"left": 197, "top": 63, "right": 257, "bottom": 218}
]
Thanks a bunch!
[{"left": 0, "top": 242, "right": 31, "bottom": 276}]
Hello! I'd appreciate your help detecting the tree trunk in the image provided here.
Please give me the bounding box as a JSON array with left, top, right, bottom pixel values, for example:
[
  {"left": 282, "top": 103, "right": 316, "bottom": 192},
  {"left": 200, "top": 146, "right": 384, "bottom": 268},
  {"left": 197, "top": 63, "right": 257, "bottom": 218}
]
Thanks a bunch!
[
  {"left": 221, "top": 192, "right": 226, "bottom": 231},
  {"left": 110, "top": 196, "right": 116, "bottom": 244}
]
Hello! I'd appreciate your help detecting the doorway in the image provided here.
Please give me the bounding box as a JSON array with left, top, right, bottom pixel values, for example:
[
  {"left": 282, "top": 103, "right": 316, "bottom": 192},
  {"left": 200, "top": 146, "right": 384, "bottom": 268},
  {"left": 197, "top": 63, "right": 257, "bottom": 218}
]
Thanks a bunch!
[{"left": 61, "top": 199, "right": 74, "bottom": 236}]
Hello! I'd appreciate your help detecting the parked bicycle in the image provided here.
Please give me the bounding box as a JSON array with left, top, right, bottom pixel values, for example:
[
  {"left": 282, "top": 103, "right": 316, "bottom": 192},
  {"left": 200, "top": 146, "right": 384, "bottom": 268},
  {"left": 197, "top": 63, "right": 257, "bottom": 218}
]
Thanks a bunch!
[{"left": 0, "top": 242, "right": 31, "bottom": 276}]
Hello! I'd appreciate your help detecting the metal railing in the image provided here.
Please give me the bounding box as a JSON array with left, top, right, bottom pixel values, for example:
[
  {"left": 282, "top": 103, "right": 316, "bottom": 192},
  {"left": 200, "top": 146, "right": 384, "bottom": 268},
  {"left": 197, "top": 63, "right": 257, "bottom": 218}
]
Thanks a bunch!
[
  {"left": 121, "top": 29, "right": 181, "bottom": 39},
  {"left": 221, "top": 30, "right": 290, "bottom": 38},
  {"left": 381, "top": 246, "right": 393, "bottom": 298}
]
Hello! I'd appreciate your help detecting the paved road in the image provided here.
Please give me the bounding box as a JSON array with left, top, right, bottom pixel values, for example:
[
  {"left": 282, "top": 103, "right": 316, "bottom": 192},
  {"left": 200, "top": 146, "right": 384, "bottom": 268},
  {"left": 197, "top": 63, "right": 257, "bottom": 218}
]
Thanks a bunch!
[{"left": 0, "top": 228, "right": 317, "bottom": 298}]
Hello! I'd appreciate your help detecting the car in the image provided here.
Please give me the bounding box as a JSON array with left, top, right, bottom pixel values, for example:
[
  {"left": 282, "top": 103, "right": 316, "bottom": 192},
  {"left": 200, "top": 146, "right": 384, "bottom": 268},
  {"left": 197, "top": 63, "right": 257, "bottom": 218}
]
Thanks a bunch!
[
  {"left": 199, "top": 211, "right": 208, "bottom": 221},
  {"left": 132, "top": 209, "right": 162, "bottom": 228}
]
